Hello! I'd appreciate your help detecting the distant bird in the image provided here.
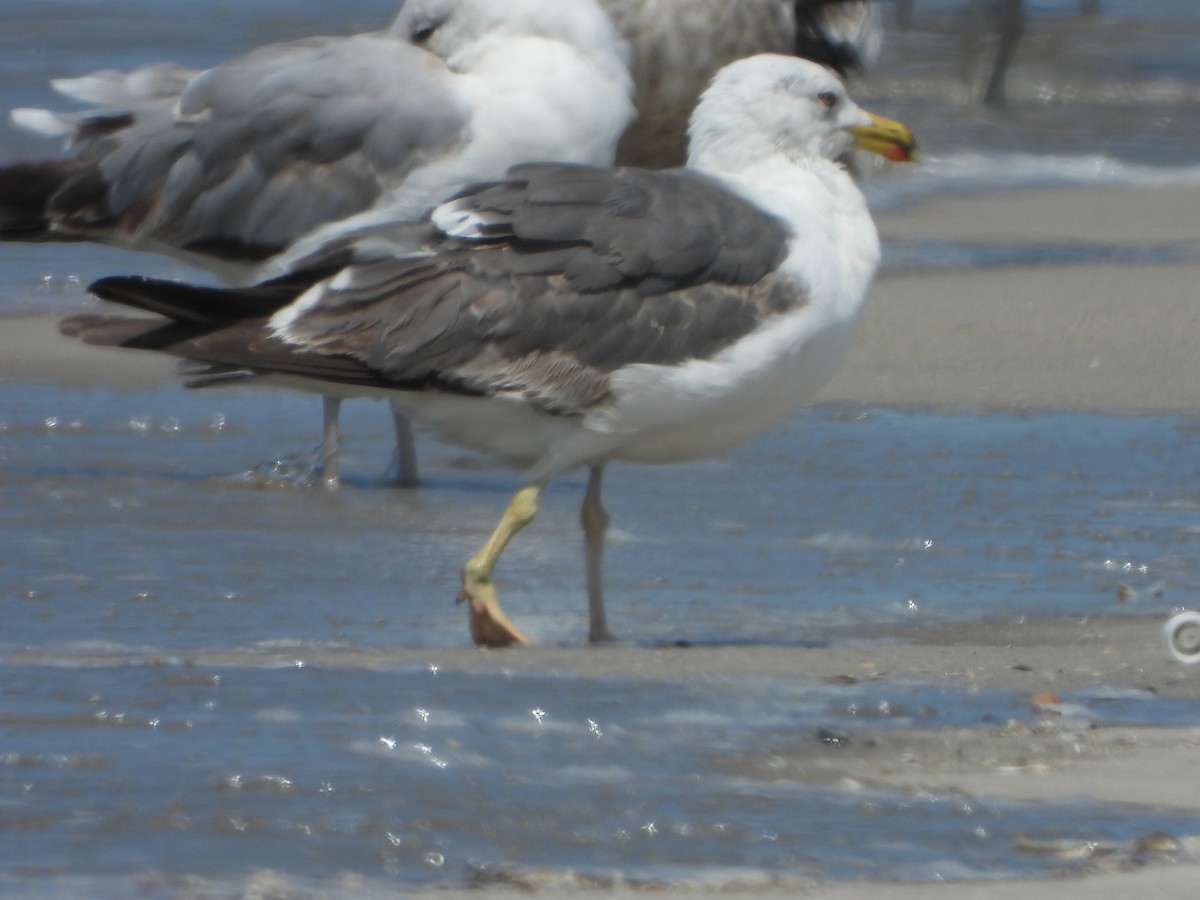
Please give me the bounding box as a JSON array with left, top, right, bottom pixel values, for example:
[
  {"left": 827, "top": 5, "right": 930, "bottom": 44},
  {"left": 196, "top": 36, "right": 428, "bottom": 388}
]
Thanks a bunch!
[
  {"left": 0, "top": 0, "right": 635, "bottom": 486},
  {"left": 900, "top": 0, "right": 1099, "bottom": 108},
  {"left": 965, "top": 0, "right": 1024, "bottom": 108},
  {"left": 61, "top": 56, "right": 916, "bottom": 647}
]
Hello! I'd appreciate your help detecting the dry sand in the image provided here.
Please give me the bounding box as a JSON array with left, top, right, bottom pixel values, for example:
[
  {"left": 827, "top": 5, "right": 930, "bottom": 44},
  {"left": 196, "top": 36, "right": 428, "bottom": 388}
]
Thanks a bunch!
[
  {"left": 0, "top": 312, "right": 177, "bottom": 389},
  {"left": 4, "top": 182, "right": 1200, "bottom": 896}
]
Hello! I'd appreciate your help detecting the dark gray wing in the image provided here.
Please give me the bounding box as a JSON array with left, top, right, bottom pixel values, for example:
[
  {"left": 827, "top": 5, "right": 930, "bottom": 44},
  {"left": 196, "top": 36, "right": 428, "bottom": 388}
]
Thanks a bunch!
[
  {"left": 275, "top": 164, "right": 805, "bottom": 414},
  {"left": 10, "top": 34, "right": 468, "bottom": 258},
  {"left": 69, "top": 165, "right": 805, "bottom": 415},
  {"left": 436, "top": 163, "right": 793, "bottom": 292},
  {"left": 61, "top": 312, "right": 377, "bottom": 388}
]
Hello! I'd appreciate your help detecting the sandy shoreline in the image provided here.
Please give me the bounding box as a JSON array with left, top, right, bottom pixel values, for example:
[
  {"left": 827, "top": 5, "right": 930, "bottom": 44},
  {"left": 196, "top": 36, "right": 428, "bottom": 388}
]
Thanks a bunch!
[
  {"left": 3, "top": 182, "right": 1199, "bottom": 897},
  {"left": 409, "top": 615, "right": 1200, "bottom": 899},
  {"left": 817, "top": 183, "right": 1200, "bottom": 412}
]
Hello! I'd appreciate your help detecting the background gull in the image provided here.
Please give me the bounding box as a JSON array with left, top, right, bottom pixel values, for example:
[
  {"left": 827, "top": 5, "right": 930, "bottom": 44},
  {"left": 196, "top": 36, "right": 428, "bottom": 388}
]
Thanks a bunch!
[
  {"left": 60, "top": 55, "right": 916, "bottom": 647},
  {"left": 600, "top": 0, "right": 883, "bottom": 166},
  {"left": 0, "top": 0, "right": 635, "bottom": 487}
]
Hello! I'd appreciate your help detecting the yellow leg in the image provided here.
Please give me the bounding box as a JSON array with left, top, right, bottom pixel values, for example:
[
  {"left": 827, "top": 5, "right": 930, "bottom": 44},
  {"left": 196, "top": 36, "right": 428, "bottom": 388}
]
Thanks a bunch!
[{"left": 457, "top": 484, "right": 542, "bottom": 647}]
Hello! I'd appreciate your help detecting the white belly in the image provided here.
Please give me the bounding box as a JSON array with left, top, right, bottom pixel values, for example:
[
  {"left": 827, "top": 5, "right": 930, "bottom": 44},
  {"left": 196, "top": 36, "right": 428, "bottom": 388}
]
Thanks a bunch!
[{"left": 592, "top": 302, "right": 860, "bottom": 464}]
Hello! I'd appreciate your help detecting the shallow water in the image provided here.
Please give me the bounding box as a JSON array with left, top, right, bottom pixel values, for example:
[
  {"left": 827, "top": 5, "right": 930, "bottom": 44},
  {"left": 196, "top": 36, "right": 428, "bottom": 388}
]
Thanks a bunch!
[
  {"left": 4, "top": 383, "right": 1198, "bottom": 651},
  {"left": 4, "top": 379, "right": 1200, "bottom": 892},
  {"left": 3, "top": 658, "right": 1200, "bottom": 897},
  {"left": 3, "top": 1, "right": 1200, "bottom": 894}
]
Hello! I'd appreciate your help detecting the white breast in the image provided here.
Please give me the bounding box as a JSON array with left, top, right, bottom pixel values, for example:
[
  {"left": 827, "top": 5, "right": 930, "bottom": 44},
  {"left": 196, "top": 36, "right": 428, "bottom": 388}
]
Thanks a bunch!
[{"left": 583, "top": 159, "right": 880, "bottom": 464}]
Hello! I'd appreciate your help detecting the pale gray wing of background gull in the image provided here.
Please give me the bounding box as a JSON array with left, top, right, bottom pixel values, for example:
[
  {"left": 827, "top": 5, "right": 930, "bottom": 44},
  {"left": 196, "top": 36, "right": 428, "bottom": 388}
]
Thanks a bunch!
[
  {"left": 1, "top": 0, "right": 636, "bottom": 489},
  {"left": 268, "top": 0, "right": 635, "bottom": 277},
  {"left": 1, "top": 35, "right": 470, "bottom": 281},
  {"left": 58, "top": 55, "right": 916, "bottom": 647}
]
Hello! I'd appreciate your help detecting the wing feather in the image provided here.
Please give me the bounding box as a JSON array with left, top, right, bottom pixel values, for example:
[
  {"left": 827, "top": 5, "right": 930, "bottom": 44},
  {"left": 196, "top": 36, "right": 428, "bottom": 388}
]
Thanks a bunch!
[
  {"left": 73, "top": 164, "right": 807, "bottom": 416},
  {"left": 19, "top": 35, "right": 468, "bottom": 257},
  {"left": 277, "top": 165, "right": 806, "bottom": 413}
]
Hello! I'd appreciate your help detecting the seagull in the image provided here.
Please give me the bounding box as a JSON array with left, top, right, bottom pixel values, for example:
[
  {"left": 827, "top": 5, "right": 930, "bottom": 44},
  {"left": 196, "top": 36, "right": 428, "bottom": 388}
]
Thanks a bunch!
[
  {"left": 1, "top": 0, "right": 635, "bottom": 487},
  {"left": 6, "top": 1, "right": 882, "bottom": 489},
  {"left": 60, "top": 55, "right": 915, "bottom": 647}
]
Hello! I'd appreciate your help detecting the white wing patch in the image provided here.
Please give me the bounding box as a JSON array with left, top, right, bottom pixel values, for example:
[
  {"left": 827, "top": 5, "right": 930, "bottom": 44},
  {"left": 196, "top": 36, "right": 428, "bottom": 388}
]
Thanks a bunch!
[{"left": 431, "top": 196, "right": 513, "bottom": 240}]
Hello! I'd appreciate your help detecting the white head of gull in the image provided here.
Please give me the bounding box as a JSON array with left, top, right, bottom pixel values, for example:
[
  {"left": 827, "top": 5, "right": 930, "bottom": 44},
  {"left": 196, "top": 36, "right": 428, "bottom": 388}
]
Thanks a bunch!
[
  {"left": 62, "top": 55, "right": 915, "bottom": 647},
  {"left": 280, "top": 0, "right": 635, "bottom": 269}
]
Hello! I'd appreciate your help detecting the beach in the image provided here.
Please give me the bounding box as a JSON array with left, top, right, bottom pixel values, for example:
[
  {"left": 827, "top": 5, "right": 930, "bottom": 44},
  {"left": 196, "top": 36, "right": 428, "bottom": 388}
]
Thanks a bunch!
[
  {"left": 3, "top": 179, "right": 1199, "bottom": 897},
  {"left": 4, "top": 0, "right": 1200, "bottom": 892},
  {"left": 7, "top": 182, "right": 1200, "bottom": 409},
  {"left": 820, "top": 183, "right": 1200, "bottom": 412},
  {"left": 809, "top": 182, "right": 1200, "bottom": 897},
  {"left": 5, "top": 612, "right": 1200, "bottom": 899}
]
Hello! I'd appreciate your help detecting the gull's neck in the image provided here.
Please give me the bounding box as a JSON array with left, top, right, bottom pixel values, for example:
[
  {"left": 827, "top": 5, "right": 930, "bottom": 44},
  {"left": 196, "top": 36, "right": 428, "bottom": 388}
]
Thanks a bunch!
[
  {"left": 688, "top": 136, "right": 879, "bottom": 314},
  {"left": 687, "top": 133, "right": 857, "bottom": 226}
]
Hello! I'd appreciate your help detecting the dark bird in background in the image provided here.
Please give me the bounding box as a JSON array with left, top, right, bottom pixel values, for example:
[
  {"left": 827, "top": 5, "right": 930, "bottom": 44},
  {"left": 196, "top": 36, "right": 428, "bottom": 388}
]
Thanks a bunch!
[{"left": 602, "top": 0, "right": 883, "bottom": 166}]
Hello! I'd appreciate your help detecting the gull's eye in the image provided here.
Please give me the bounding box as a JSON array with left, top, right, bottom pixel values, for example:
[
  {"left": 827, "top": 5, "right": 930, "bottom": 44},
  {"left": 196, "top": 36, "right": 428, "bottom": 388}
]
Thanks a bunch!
[
  {"left": 817, "top": 91, "right": 839, "bottom": 111},
  {"left": 412, "top": 22, "right": 439, "bottom": 44}
]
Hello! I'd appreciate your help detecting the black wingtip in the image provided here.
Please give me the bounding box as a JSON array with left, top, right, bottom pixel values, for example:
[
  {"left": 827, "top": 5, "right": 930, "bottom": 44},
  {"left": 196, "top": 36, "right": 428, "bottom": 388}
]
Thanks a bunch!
[
  {"left": 87, "top": 274, "right": 157, "bottom": 305},
  {"left": 87, "top": 273, "right": 309, "bottom": 325}
]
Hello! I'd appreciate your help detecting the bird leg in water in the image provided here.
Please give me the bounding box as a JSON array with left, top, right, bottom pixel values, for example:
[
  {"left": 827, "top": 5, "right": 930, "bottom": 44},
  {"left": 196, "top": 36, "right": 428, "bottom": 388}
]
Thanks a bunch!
[
  {"left": 581, "top": 465, "right": 615, "bottom": 644},
  {"left": 322, "top": 398, "right": 420, "bottom": 489},
  {"left": 388, "top": 402, "right": 420, "bottom": 488},
  {"left": 458, "top": 484, "right": 541, "bottom": 647},
  {"left": 320, "top": 396, "right": 341, "bottom": 489}
]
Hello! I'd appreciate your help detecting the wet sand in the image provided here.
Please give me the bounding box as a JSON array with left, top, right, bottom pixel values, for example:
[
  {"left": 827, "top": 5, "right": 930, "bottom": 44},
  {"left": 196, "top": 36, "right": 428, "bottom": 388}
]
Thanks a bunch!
[{"left": 4, "top": 182, "right": 1200, "bottom": 895}]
